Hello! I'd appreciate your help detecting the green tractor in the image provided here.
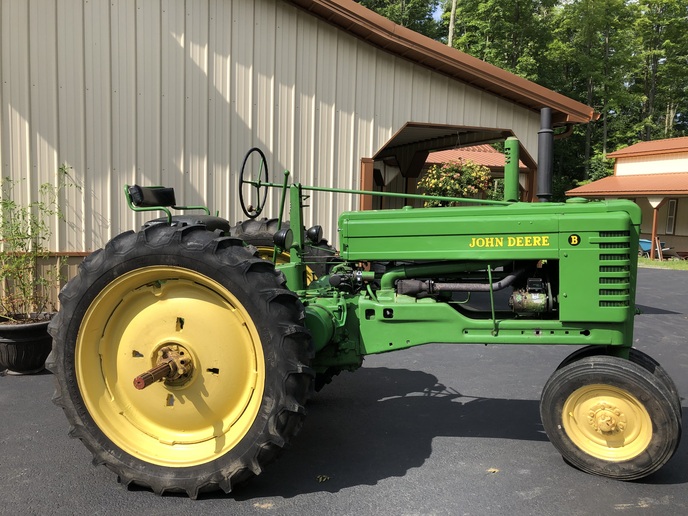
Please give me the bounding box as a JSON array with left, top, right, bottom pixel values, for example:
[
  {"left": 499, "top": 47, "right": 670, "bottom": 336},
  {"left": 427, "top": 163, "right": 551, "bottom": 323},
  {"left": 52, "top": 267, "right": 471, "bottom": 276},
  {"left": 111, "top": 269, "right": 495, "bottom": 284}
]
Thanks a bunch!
[{"left": 48, "top": 138, "right": 682, "bottom": 498}]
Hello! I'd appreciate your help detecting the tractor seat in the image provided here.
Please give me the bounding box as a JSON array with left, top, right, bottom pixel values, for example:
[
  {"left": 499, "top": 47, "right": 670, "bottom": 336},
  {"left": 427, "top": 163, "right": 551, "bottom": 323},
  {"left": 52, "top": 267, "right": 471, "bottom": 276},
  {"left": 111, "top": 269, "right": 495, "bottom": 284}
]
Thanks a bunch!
[{"left": 126, "top": 184, "right": 230, "bottom": 233}]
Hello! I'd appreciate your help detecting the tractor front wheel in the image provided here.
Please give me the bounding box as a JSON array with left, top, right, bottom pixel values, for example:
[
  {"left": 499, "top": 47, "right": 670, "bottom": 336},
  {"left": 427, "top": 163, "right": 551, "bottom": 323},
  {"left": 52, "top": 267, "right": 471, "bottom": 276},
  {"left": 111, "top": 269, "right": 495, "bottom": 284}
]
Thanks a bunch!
[
  {"left": 540, "top": 355, "right": 681, "bottom": 480},
  {"left": 48, "top": 225, "right": 313, "bottom": 497}
]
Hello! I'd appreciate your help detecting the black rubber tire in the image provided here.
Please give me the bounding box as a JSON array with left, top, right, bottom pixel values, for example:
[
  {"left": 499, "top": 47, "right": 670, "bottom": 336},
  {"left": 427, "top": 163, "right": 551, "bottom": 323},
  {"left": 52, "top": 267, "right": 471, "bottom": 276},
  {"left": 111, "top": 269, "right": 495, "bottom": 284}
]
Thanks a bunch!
[
  {"left": 230, "top": 218, "right": 338, "bottom": 279},
  {"left": 47, "top": 224, "right": 313, "bottom": 498},
  {"left": 540, "top": 355, "right": 681, "bottom": 480},
  {"left": 556, "top": 346, "right": 682, "bottom": 417}
]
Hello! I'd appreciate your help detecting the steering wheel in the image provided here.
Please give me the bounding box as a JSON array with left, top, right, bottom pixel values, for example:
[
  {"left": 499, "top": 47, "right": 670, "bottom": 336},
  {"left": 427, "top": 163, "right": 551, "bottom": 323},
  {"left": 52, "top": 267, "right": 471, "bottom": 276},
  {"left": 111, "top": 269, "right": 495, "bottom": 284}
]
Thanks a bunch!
[{"left": 239, "top": 147, "right": 269, "bottom": 219}]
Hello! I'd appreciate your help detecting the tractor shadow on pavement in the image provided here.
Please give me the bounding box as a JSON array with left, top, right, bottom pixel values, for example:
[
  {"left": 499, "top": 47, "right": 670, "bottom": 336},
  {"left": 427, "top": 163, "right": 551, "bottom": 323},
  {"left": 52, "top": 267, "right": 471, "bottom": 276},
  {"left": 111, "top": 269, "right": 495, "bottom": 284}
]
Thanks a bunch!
[
  {"left": 233, "top": 366, "right": 543, "bottom": 499},
  {"left": 210, "top": 365, "right": 665, "bottom": 500},
  {"left": 231, "top": 366, "right": 688, "bottom": 500},
  {"left": 635, "top": 304, "right": 682, "bottom": 315}
]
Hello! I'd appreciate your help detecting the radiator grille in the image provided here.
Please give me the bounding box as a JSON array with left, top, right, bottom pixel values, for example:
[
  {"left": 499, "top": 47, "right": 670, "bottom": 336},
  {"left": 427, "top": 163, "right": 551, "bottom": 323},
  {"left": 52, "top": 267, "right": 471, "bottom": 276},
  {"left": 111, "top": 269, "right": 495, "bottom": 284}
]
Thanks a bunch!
[
  {"left": 600, "top": 277, "right": 626, "bottom": 284},
  {"left": 600, "top": 289, "right": 630, "bottom": 296},
  {"left": 597, "top": 231, "right": 632, "bottom": 308},
  {"left": 600, "top": 253, "right": 631, "bottom": 261},
  {"left": 600, "top": 265, "right": 629, "bottom": 273}
]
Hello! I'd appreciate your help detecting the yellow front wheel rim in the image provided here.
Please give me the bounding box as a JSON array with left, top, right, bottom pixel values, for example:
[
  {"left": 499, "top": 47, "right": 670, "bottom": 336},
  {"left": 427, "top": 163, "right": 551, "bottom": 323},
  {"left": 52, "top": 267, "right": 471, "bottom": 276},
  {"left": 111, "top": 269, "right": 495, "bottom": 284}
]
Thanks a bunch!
[
  {"left": 75, "top": 266, "right": 265, "bottom": 467},
  {"left": 562, "top": 384, "right": 653, "bottom": 462}
]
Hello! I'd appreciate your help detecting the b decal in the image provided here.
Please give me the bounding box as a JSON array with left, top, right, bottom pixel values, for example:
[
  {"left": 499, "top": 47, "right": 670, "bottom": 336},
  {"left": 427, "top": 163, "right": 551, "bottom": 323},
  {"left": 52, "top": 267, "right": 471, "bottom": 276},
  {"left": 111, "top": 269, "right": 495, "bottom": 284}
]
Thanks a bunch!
[{"left": 568, "top": 234, "right": 581, "bottom": 246}]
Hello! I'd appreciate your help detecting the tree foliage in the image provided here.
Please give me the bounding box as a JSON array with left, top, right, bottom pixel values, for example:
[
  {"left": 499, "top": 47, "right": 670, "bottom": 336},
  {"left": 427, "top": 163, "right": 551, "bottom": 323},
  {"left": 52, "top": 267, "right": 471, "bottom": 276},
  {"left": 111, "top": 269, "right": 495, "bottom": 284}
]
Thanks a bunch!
[
  {"left": 446, "top": 0, "right": 557, "bottom": 81},
  {"left": 417, "top": 160, "right": 492, "bottom": 206},
  {"left": 356, "top": 0, "right": 442, "bottom": 39}
]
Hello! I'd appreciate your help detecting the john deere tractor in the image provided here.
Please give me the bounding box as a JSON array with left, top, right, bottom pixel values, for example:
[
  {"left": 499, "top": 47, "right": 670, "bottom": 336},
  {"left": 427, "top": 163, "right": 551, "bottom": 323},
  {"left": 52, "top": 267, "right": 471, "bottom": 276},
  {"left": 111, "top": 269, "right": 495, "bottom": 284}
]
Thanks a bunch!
[{"left": 48, "top": 138, "right": 682, "bottom": 498}]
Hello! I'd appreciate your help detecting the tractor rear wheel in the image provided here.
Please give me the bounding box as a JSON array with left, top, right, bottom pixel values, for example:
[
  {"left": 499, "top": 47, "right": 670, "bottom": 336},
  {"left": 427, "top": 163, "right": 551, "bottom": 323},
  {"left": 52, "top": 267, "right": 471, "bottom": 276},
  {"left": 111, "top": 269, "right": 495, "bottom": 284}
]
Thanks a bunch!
[
  {"left": 540, "top": 355, "right": 681, "bottom": 480},
  {"left": 48, "top": 224, "right": 313, "bottom": 498},
  {"left": 230, "top": 218, "right": 337, "bottom": 279}
]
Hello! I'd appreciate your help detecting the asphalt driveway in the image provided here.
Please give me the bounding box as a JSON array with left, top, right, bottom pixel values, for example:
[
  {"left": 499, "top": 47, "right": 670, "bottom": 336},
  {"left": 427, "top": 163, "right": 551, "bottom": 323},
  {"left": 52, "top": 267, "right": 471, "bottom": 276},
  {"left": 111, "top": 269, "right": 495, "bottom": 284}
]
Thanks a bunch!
[{"left": 1, "top": 267, "right": 686, "bottom": 515}]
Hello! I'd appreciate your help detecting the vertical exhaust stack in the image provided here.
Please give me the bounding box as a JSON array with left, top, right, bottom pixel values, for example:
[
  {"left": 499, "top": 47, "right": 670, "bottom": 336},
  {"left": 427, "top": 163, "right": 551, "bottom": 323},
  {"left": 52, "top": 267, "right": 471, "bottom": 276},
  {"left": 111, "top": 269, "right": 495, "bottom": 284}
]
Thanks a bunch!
[{"left": 537, "top": 108, "right": 554, "bottom": 202}]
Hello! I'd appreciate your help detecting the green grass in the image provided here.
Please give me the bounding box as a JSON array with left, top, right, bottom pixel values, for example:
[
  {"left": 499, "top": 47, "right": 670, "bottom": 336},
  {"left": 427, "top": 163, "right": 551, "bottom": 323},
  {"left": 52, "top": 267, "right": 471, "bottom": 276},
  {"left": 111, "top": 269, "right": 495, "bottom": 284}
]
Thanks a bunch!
[{"left": 638, "top": 256, "right": 688, "bottom": 270}]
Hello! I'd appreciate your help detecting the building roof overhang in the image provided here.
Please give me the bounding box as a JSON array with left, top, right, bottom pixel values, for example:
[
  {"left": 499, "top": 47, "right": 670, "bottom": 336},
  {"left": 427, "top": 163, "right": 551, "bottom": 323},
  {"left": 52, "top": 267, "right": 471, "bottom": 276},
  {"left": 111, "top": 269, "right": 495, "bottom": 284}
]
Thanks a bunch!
[
  {"left": 566, "top": 173, "right": 688, "bottom": 197},
  {"left": 607, "top": 137, "right": 688, "bottom": 159},
  {"left": 284, "top": 0, "right": 597, "bottom": 125}
]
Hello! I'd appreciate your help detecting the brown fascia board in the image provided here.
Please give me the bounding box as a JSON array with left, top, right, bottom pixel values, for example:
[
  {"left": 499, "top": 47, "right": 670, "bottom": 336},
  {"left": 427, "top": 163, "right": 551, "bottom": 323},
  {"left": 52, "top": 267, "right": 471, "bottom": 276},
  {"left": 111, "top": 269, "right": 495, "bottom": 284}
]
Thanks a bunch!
[
  {"left": 565, "top": 173, "right": 688, "bottom": 196},
  {"left": 285, "top": 0, "right": 598, "bottom": 125},
  {"left": 607, "top": 142, "right": 688, "bottom": 159}
]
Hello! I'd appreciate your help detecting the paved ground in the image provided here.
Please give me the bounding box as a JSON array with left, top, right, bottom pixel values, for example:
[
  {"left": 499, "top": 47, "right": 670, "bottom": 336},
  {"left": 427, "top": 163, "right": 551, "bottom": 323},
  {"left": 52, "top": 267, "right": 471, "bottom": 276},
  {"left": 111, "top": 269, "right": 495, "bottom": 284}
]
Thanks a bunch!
[{"left": 1, "top": 268, "right": 687, "bottom": 515}]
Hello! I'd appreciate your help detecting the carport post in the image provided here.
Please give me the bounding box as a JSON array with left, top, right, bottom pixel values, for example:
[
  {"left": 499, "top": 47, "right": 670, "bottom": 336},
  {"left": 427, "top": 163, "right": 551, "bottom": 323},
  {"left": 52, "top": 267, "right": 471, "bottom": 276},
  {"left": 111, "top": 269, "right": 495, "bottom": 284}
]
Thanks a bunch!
[{"left": 360, "top": 158, "right": 374, "bottom": 210}]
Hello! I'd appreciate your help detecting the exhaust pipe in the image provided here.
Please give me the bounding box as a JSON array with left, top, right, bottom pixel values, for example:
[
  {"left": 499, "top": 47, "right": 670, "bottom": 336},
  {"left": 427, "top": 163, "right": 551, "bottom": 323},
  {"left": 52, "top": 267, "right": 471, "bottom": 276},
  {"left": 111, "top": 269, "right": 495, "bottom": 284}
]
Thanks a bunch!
[{"left": 537, "top": 108, "right": 553, "bottom": 202}]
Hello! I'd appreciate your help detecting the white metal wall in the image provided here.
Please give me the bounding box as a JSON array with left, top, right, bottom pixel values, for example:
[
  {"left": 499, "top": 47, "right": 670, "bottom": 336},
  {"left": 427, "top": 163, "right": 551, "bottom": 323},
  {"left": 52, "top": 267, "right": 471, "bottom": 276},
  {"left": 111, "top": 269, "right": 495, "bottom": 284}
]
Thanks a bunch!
[
  {"left": 1, "top": 0, "right": 542, "bottom": 251},
  {"left": 615, "top": 152, "right": 688, "bottom": 176}
]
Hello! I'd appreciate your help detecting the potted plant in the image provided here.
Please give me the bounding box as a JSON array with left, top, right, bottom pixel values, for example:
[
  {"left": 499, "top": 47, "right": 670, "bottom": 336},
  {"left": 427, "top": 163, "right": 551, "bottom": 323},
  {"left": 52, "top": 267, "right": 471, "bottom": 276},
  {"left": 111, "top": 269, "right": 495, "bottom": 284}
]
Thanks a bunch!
[{"left": 0, "top": 166, "right": 72, "bottom": 375}]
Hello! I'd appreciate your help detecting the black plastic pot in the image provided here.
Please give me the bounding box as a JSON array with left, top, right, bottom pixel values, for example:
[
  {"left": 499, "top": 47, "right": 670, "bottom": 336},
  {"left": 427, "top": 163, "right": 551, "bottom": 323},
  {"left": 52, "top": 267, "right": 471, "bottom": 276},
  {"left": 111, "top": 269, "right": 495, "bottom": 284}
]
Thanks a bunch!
[{"left": 0, "top": 316, "right": 53, "bottom": 375}]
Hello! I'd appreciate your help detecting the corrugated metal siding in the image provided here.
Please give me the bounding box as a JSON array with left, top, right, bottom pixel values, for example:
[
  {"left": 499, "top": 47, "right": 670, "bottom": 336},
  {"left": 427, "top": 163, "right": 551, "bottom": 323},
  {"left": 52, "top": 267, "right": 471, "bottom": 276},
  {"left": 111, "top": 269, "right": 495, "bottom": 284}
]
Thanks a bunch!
[{"left": 1, "top": 0, "right": 542, "bottom": 253}]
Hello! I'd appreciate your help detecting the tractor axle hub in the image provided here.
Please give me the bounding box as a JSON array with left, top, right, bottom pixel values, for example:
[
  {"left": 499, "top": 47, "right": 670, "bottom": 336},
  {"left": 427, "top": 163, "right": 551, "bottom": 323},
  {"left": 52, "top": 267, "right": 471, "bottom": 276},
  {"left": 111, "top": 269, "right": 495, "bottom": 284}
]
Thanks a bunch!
[{"left": 133, "top": 344, "right": 194, "bottom": 390}]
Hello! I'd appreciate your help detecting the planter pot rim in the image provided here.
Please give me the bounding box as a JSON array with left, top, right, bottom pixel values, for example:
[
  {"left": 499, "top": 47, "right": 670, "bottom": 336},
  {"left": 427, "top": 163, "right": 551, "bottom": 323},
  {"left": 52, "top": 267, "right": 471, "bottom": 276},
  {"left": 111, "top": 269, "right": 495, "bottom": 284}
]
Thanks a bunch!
[{"left": 0, "top": 313, "right": 55, "bottom": 327}]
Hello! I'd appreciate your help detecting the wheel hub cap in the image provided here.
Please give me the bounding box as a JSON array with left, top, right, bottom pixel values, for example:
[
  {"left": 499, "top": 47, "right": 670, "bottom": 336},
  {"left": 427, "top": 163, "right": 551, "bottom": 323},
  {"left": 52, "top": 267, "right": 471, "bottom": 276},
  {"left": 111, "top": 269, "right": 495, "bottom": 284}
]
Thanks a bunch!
[{"left": 588, "top": 402, "right": 626, "bottom": 434}]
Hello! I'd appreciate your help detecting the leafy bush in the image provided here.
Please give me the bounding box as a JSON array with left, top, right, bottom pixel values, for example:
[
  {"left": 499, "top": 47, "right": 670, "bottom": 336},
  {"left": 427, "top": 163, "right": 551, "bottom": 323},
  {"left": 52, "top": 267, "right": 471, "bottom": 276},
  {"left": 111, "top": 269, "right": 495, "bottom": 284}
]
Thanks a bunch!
[
  {"left": 0, "top": 166, "right": 74, "bottom": 321},
  {"left": 417, "top": 159, "right": 491, "bottom": 207}
]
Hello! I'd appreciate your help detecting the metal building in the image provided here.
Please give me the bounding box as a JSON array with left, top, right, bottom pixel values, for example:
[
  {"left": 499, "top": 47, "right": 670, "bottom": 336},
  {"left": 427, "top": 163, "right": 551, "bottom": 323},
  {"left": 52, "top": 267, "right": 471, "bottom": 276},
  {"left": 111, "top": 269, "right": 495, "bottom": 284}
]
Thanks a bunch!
[{"left": 1, "top": 0, "right": 595, "bottom": 255}]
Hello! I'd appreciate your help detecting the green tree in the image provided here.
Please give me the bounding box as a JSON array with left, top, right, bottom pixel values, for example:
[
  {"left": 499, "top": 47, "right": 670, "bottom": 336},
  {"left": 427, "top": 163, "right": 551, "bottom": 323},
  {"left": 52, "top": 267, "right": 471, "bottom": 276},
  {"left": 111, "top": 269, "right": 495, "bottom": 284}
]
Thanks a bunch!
[
  {"left": 631, "top": 0, "right": 688, "bottom": 140},
  {"left": 356, "top": 0, "right": 442, "bottom": 39},
  {"left": 547, "top": 0, "right": 636, "bottom": 175},
  {"left": 442, "top": 0, "right": 557, "bottom": 81}
]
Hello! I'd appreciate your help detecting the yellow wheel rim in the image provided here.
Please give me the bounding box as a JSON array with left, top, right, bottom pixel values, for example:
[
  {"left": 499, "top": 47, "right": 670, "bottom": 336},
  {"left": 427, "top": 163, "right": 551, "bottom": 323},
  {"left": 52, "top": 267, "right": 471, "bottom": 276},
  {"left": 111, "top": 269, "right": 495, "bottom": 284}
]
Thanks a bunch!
[
  {"left": 75, "top": 266, "right": 265, "bottom": 467},
  {"left": 562, "top": 384, "right": 652, "bottom": 462},
  {"left": 256, "top": 246, "right": 316, "bottom": 283}
]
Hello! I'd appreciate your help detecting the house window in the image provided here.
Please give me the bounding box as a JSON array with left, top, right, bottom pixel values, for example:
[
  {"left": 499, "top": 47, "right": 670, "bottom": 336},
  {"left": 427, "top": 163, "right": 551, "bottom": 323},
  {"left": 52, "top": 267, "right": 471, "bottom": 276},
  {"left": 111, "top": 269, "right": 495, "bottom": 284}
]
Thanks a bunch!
[{"left": 665, "top": 199, "right": 677, "bottom": 235}]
